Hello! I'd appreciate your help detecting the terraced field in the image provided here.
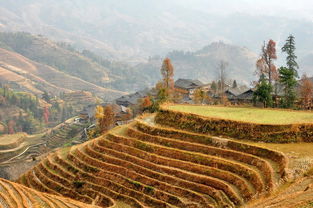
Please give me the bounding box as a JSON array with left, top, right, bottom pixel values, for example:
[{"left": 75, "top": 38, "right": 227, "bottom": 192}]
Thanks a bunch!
[
  {"left": 157, "top": 105, "right": 313, "bottom": 143},
  {"left": 0, "top": 178, "right": 100, "bottom": 208},
  {"left": 0, "top": 133, "right": 41, "bottom": 164},
  {"left": 19, "top": 114, "right": 288, "bottom": 207},
  {"left": 0, "top": 118, "right": 88, "bottom": 180}
]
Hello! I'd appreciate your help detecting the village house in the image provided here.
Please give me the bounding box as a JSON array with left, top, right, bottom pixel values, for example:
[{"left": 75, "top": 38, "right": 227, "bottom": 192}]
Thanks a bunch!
[
  {"left": 79, "top": 103, "right": 131, "bottom": 124},
  {"left": 224, "top": 87, "right": 248, "bottom": 102},
  {"left": 115, "top": 90, "right": 150, "bottom": 107},
  {"left": 174, "top": 79, "right": 204, "bottom": 96},
  {"left": 236, "top": 88, "right": 256, "bottom": 103}
]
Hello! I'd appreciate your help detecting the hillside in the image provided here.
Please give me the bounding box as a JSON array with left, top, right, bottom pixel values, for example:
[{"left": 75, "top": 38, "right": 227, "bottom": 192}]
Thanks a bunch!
[
  {"left": 0, "top": 32, "right": 111, "bottom": 86},
  {"left": 18, "top": 113, "right": 291, "bottom": 207},
  {"left": 0, "top": 178, "right": 101, "bottom": 208},
  {"left": 0, "top": 46, "right": 125, "bottom": 99},
  {"left": 0, "top": 83, "right": 100, "bottom": 137},
  {"left": 135, "top": 42, "right": 258, "bottom": 84}
]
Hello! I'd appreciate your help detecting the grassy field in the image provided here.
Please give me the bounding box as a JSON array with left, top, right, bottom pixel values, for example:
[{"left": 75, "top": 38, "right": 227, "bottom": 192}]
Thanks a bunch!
[{"left": 167, "top": 105, "right": 313, "bottom": 125}]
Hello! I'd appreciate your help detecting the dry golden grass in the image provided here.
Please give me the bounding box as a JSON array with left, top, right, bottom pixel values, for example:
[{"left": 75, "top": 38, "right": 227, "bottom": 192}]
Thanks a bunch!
[
  {"left": 0, "top": 178, "right": 101, "bottom": 208},
  {"left": 167, "top": 104, "right": 313, "bottom": 125}
]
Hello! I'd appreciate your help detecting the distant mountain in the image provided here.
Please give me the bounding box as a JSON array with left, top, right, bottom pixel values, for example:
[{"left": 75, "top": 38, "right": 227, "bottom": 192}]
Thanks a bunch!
[
  {"left": 0, "top": 32, "right": 154, "bottom": 94},
  {"left": 0, "top": 0, "right": 312, "bottom": 68},
  {"left": 135, "top": 42, "right": 258, "bottom": 85}
]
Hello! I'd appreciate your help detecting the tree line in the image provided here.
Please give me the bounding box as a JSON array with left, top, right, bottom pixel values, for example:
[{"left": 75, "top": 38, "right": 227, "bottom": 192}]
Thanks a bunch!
[
  {"left": 254, "top": 35, "right": 313, "bottom": 109},
  {"left": 0, "top": 85, "right": 75, "bottom": 134}
]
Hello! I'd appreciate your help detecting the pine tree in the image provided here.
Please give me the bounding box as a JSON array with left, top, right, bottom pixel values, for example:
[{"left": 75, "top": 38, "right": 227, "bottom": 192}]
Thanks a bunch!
[
  {"left": 279, "top": 35, "right": 299, "bottom": 108},
  {"left": 282, "top": 35, "right": 299, "bottom": 78},
  {"left": 279, "top": 67, "right": 297, "bottom": 108},
  {"left": 232, "top": 80, "right": 237, "bottom": 88}
]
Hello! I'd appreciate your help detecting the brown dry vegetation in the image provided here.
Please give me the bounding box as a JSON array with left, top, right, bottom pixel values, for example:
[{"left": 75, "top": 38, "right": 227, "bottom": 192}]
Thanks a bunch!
[
  {"left": 156, "top": 105, "right": 313, "bottom": 143},
  {"left": 18, "top": 111, "right": 291, "bottom": 207},
  {"left": 0, "top": 177, "right": 101, "bottom": 208},
  {"left": 0, "top": 48, "right": 125, "bottom": 99}
]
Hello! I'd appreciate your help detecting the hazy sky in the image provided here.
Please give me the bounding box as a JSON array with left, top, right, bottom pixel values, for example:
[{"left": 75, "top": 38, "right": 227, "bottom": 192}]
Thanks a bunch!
[{"left": 176, "top": 0, "right": 313, "bottom": 20}]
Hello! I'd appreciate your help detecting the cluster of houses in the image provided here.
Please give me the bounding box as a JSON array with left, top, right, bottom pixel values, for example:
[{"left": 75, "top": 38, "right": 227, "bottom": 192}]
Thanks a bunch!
[
  {"left": 173, "top": 78, "right": 254, "bottom": 104},
  {"left": 79, "top": 78, "right": 255, "bottom": 123},
  {"left": 79, "top": 76, "right": 313, "bottom": 125}
]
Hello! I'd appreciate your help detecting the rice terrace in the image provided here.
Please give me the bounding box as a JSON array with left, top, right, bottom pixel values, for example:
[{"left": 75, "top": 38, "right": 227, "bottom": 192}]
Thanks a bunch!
[
  {"left": 10, "top": 104, "right": 312, "bottom": 208},
  {"left": 1, "top": 1, "right": 313, "bottom": 208}
]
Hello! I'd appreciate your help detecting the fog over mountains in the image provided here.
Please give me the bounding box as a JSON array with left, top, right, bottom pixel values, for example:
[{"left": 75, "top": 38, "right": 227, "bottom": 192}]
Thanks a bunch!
[{"left": 0, "top": 0, "right": 312, "bottom": 84}]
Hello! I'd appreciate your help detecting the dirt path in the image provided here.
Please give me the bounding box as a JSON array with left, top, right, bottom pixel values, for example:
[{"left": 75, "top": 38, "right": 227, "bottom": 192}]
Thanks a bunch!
[{"left": 247, "top": 176, "right": 313, "bottom": 208}]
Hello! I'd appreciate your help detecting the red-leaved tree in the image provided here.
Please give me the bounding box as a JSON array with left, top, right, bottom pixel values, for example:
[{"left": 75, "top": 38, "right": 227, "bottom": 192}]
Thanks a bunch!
[
  {"left": 161, "top": 58, "right": 174, "bottom": 94},
  {"left": 7, "top": 120, "right": 15, "bottom": 134},
  {"left": 43, "top": 106, "right": 50, "bottom": 124},
  {"left": 256, "top": 40, "right": 278, "bottom": 86},
  {"left": 141, "top": 96, "right": 153, "bottom": 112},
  {"left": 300, "top": 74, "right": 313, "bottom": 109}
]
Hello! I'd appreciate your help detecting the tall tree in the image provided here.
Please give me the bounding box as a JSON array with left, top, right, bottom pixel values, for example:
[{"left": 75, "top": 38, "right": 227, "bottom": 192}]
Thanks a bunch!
[
  {"left": 7, "top": 120, "right": 15, "bottom": 134},
  {"left": 300, "top": 74, "right": 313, "bottom": 109},
  {"left": 279, "top": 35, "right": 299, "bottom": 108},
  {"left": 282, "top": 35, "right": 299, "bottom": 78},
  {"left": 43, "top": 106, "right": 50, "bottom": 124},
  {"left": 256, "top": 40, "right": 278, "bottom": 86},
  {"left": 279, "top": 67, "right": 297, "bottom": 108},
  {"left": 232, "top": 80, "right": 237, "bottom": 88},
  {"left": 217, "top": 60, "right": 228, "bottom": 104},
  {"left": 160, "top": 58, "right": 174, "bottom": 94}
]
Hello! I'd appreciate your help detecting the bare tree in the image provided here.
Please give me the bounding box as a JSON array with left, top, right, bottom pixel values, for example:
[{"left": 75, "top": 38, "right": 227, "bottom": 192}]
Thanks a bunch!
[
  {"left": 216, "top": 60, "right": 228, "bottom": 104},
  {"left": 300, "top": 74, "right": 313, "bottom": 109}
]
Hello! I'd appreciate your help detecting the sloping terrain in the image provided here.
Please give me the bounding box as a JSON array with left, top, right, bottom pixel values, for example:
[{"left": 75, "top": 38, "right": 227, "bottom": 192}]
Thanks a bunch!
[
  {"left": 0, "top": 47, "right": 125, "bottom": 100},
  {"left": 0, "top": 178, "right": 101, "bottom": 208},
  {"left": 18, "top": 114, "right": 288, "bottom": 207},
  {"left": 0, "top": 32, "right": 111, "bottom": 86},
  {"left": 0, "top": 118, "right": 88, "bottom": 181}
]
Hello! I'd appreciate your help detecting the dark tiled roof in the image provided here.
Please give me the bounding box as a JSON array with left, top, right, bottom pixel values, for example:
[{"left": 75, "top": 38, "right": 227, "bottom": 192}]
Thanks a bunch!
[
  {"left": 225, "top": 87, "right": 247, "bottom": 96},
  {"left": 174, "top": 79, "right": 204, "bottom": 90},
  {"left": 237, "top": 89, "right": 255, "bottom": 100},
  {"left": 115, "top": 90, "right": 149, "bottom": 106}
]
